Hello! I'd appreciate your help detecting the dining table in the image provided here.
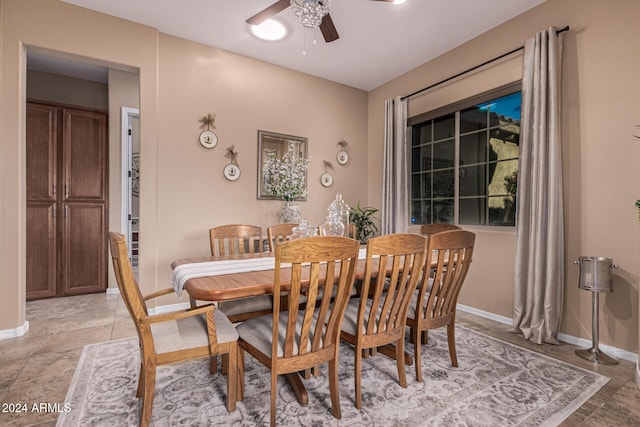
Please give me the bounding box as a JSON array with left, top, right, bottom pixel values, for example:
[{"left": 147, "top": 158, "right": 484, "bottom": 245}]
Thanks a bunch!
[
  {"left": 170, "top": 250, "right": 383, "bottom": 300},
  {"left": 170, "top": 248, "right": 418, "bottom": 407}
]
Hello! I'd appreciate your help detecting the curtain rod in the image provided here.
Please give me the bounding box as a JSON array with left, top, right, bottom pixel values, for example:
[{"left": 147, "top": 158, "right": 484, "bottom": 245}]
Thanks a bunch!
[{"left": 401, "top": 26, "right": 569, "bottom": 101}]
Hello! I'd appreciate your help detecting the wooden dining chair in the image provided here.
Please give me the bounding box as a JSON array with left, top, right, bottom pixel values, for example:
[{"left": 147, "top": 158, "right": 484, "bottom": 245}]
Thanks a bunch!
[
  {"left": 208, "top": 224, "right": 273, "bottom": 323},
  {"left": 109, "top": 232, "right": 240, "bottom": 427},
  {"left": 406, "top": 229, "right": 475, "bottom": 382},
  {"left": 415, "top": 224, "right": 462, "bottom": 342},
  {"left": 340, "top": 233, "right": 427, "bottom": 409},
  {"left": 419, "top": 223, "right": 461, "bottom": 235},
  {"left": 209, "top": 224, "right": 263, "bottom": 256},
  {"left": 266, "top": 223, "right": 298, "bottom": 252},
  {"left": 237, "top": 236, "right": 360, "bottom": 426}
]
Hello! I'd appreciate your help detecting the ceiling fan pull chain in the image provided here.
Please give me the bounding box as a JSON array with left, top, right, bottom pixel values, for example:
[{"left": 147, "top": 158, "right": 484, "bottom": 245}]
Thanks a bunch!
[{"left": 303, "top": 29, "right": 307, "bottom": 56}]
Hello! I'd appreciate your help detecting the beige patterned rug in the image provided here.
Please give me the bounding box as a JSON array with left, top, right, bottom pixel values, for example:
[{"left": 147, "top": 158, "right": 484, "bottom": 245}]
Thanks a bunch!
[{"left": 57, "top": 327, "right": 608, "bottom": 426}]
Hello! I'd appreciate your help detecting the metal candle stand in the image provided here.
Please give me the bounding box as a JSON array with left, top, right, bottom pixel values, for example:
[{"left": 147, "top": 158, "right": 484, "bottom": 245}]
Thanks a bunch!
[{"left": 573, "top": 256, "right": 619, "bottom": 365}]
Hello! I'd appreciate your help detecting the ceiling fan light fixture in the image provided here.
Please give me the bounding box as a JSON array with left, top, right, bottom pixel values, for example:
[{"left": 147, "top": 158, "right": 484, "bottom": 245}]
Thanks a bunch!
[
  {"left": 290, "top": 0, "right": 330, "bottom": 28},
  {"left": 249, "top": 19, "right": 288, "bottom": 41}
]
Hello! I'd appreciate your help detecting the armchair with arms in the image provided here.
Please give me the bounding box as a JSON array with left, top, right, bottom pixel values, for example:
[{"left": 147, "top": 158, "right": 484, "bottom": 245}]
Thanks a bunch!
[{"left": 109, "top": 232, "right": 240, "bottom": 427}]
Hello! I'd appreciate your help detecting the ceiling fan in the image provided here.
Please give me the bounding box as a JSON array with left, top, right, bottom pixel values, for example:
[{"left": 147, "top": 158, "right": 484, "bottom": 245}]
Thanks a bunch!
[{"left": 246, "top": 0, "right": 396, "bottom": 43}]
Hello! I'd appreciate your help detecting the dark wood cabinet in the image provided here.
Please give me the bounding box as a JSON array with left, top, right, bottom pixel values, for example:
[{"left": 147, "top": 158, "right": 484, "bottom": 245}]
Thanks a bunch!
[{"left": 26, "top": 101, "right": 108, "bottom": 299}]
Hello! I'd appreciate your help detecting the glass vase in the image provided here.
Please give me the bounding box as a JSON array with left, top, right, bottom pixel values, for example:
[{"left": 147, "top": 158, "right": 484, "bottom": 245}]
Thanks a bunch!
[
  {"left": 330, "top": 193, "right": 350, "bottom": 234},
  {"left": 281, "top": 201, "right": 302, "bottom": 224},
  {"left": 319, "top": 210, "right": 345, "bottom": 236}
]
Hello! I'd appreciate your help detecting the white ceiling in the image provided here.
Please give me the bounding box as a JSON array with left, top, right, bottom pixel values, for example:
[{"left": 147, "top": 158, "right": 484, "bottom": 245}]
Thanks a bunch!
[{"left": 47, "top": 0, "right": 546, "bottom": 90}]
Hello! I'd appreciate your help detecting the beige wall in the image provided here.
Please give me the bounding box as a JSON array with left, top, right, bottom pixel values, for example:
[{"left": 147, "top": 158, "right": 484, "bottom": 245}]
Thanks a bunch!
[
  {"left": 368, "top": 0, "right": 640, "bottom": 353},
  {"left": 107, "top": 68, "right": 140, "bottom": 290},
  {"left": 153, "top": 32, "right": 368, "bottom": 288},
  {"left": 27, "top": 69, "right": 108, "bottom": 109}
]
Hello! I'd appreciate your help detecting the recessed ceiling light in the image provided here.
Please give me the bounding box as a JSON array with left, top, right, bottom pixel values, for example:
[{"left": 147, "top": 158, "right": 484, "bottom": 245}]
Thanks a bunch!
[
  {"left": 249, "top": 19, "right": 287, "bottom": 41},
  {"left": 393, "top": 0, "right": 406, "bottom": 4}
]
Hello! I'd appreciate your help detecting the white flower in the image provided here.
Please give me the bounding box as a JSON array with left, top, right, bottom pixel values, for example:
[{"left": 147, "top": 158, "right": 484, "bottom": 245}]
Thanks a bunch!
[{"left": 263, "top": 150, "right": 311, "bottom": 201}]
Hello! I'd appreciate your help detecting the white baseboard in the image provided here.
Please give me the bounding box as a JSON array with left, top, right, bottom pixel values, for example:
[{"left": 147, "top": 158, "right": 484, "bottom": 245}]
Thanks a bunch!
[
  {"left": 106, "top": 287, "right": 120, "bottom": 295},
  {"left": 457, "top": 303, "right": 638, "bottom": 364},
  {"left": 557, "top": 332, "right": 638, "bottom": 364},
  {"left": 457, "top": 303, "right": 513, "bottom": 326},
  {"left": 0, "top": 321, "right": 30, "bottom": 340}
]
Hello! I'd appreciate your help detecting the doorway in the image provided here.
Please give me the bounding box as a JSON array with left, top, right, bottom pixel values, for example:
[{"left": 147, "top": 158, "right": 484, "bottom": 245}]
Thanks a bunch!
[
  {"left": 25, "top": 48, "right": 141, "bottom": 299},
  {"left": 122, "top": 108, "right": 140, "bottom": 274}
]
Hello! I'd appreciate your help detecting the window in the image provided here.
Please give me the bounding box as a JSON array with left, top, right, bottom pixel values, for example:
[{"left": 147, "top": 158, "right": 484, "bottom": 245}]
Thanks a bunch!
[{"left": 410, "top": 86, "right": 521, "bottom": 227}]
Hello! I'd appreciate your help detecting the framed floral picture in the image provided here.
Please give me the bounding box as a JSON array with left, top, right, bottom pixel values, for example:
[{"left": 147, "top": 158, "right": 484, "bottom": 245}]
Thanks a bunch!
[{"left": 257, "top": 130, "right": 309, "bottom": 201}]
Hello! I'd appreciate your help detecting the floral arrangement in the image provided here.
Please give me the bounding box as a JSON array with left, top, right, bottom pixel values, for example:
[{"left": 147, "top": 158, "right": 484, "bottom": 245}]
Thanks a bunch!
[{"left": 263, "top": 150, "right": 311, "bottom": 201}]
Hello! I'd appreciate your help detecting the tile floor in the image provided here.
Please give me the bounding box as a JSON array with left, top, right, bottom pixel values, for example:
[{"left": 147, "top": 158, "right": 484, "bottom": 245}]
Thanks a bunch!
[{"left": 1, "top": 293, "right": 639, "bottom": 426}]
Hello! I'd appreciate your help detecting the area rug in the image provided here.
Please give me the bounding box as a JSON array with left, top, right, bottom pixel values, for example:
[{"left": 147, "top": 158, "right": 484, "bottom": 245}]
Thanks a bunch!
[{"left": 57, "top": 327, "right": 609, "bottom": 426}]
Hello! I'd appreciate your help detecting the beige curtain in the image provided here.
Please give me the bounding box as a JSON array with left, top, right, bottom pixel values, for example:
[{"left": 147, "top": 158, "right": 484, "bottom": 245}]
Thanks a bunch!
[
  {"left": 381, "top": 96, "right": 409, "bottom": 235},
  {"left": 512, "top": 27, "right": 565, "bottom": 344}
]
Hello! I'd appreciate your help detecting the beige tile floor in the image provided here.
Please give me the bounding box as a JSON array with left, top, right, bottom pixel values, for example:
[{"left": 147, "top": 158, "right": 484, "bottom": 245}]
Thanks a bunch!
[{"left": 1, "top": 293, "right": 639, "bottom": 426}]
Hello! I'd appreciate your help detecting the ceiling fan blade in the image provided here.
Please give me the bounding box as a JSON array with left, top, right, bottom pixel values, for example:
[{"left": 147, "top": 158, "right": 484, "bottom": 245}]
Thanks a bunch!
[
  {"left": 320, "top": 13, "right": 339, "bottom": 42},
  {"left": 246, "top": 0, "right": 290, "bottom": 25}
]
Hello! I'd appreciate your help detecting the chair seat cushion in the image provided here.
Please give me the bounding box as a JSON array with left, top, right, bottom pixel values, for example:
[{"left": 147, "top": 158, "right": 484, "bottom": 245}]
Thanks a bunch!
[
  {"left": 219, "top": 296, "right": 273, "bottom": 316},
  {"left": 406, "top": 278, "right": 434, "bottom": 321},
  {"left": 151, "top": 309, "right": 238, "bottom": 354},
  {"left": 341, "top": 297, "right": 378, "bottom": 335},
  {"left": 237, "top": 311, "right": 320, "bottom": 357}
]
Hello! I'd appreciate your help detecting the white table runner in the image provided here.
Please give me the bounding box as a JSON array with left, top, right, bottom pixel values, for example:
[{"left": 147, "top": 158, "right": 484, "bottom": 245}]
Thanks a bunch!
[
  {"left": 171, "top": 257, "right": 276, "bottom": 297},
  {"left": 171, "top": 247, "right": 368, "bottom": 297}
]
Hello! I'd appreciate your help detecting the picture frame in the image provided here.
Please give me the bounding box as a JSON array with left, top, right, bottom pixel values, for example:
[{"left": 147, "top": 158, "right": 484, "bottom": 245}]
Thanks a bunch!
[
  {"left": 257, "top": 130, "right": 308, "bottom": 200},
  {"left": 321, "top": 171, "right": 333, "bottom": 187}
]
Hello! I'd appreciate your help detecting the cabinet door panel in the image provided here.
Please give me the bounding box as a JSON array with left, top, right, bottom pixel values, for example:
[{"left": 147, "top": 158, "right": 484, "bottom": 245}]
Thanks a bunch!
[
  {"left": 26, "top": 203, "right": 57, "bottom": 299},
  {"left": 62, "top": 108, "right": 107, "bottom": 201},
  {"left": 61, "top": 204, "right": 107, "bottom": 295},
  {"left": 26, "top": 103, "right": 57, "bottom": 201}
]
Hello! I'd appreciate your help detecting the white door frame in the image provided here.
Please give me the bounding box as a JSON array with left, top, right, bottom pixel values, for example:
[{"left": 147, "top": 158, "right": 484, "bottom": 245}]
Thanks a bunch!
[{"left": 121, "top": 107, "right": 139, "bottom": 258}]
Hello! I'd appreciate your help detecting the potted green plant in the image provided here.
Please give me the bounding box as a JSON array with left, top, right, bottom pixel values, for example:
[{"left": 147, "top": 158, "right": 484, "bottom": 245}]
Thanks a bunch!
[{"left": 349, "top": 203, "right": 379, "bottom": 244}]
